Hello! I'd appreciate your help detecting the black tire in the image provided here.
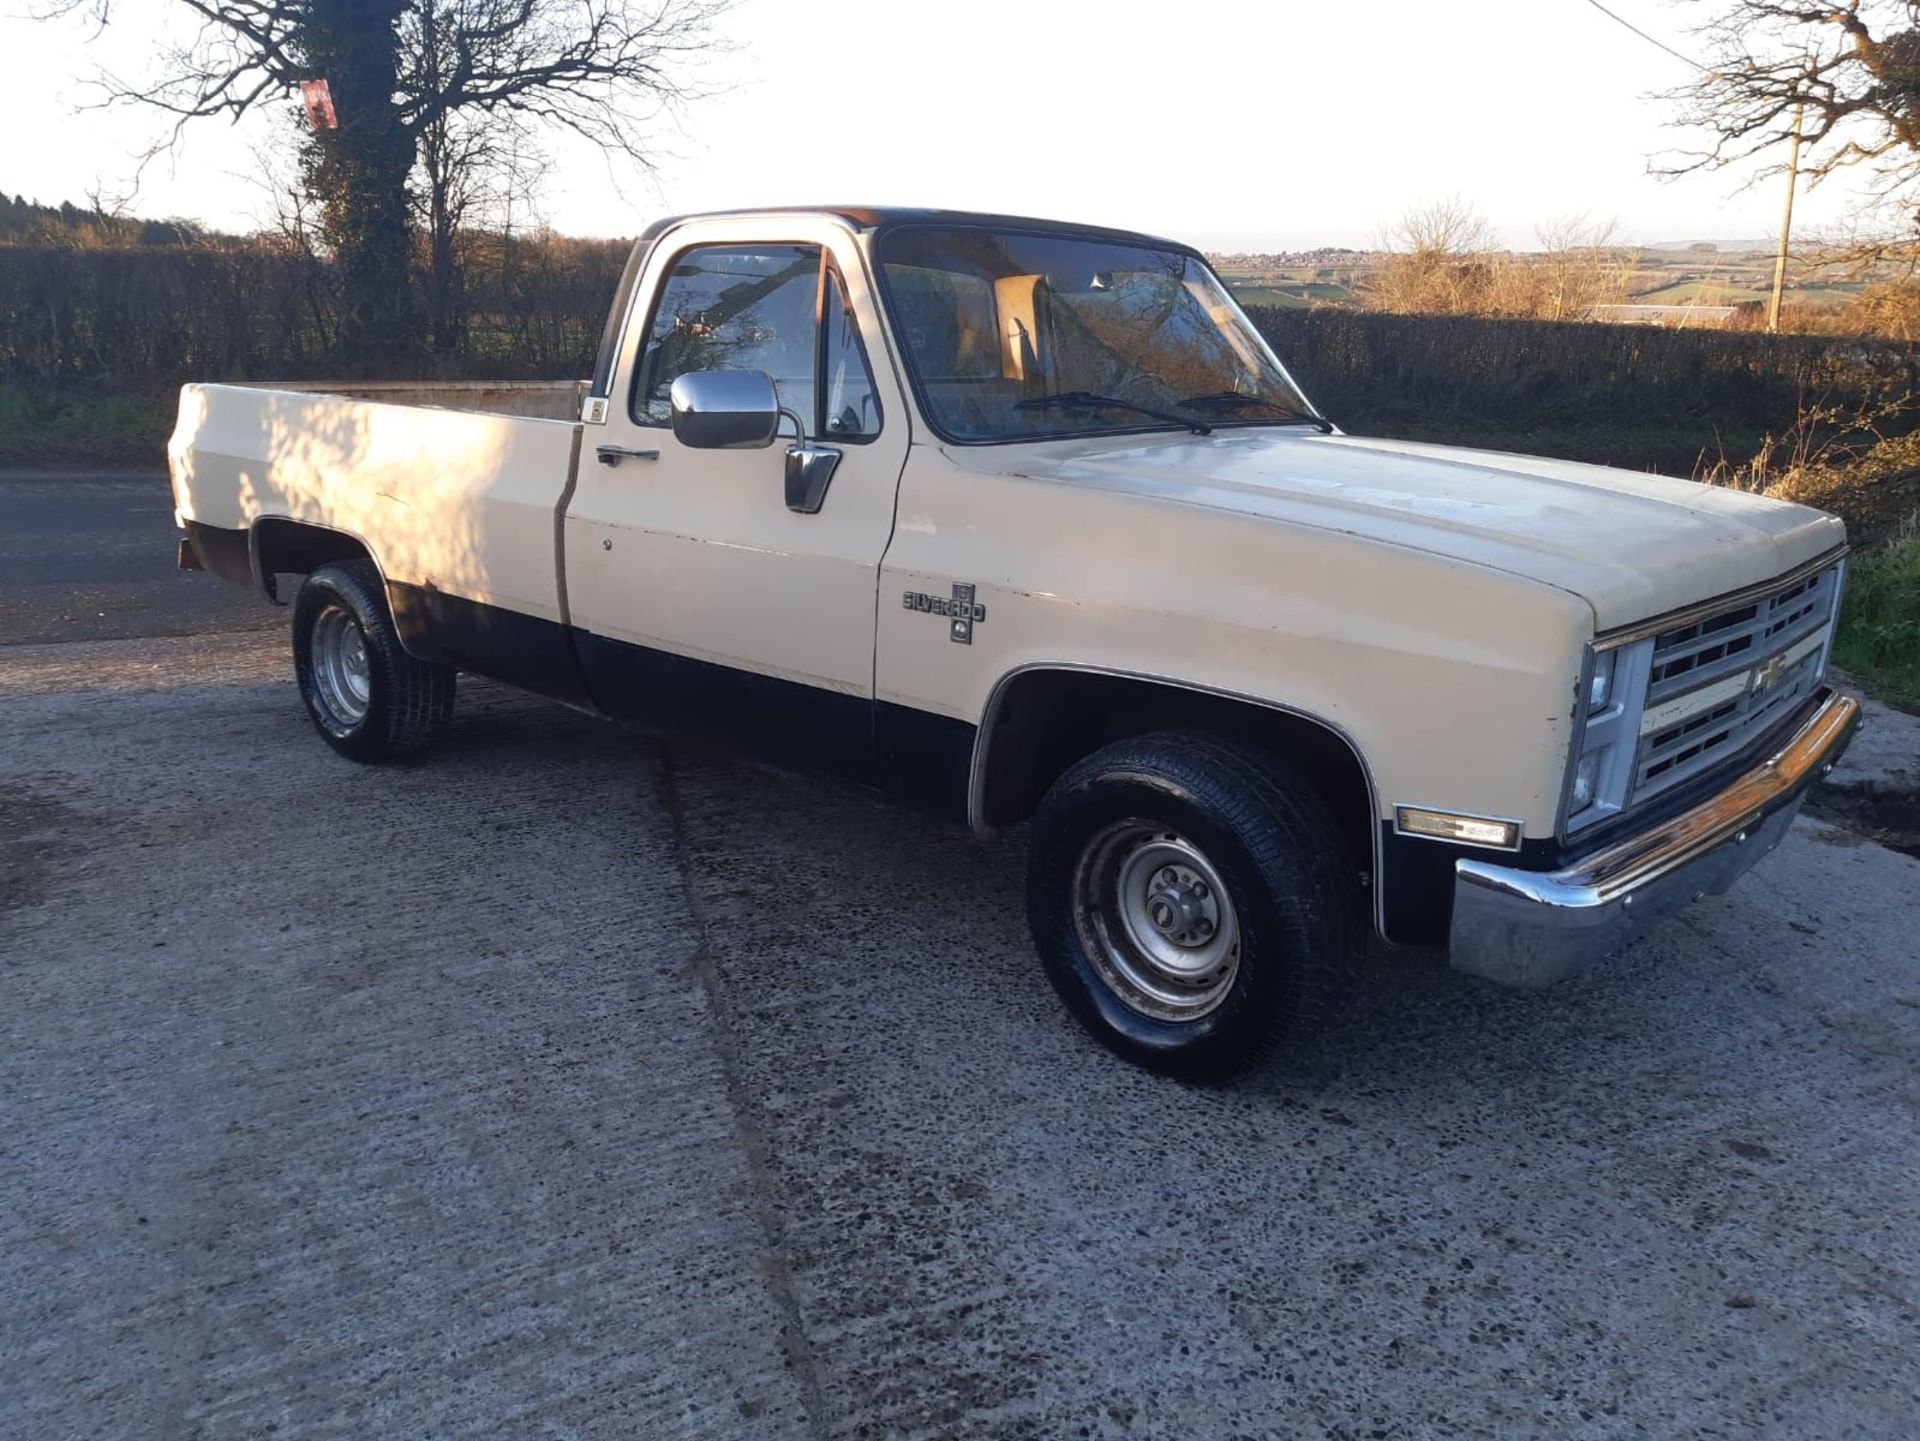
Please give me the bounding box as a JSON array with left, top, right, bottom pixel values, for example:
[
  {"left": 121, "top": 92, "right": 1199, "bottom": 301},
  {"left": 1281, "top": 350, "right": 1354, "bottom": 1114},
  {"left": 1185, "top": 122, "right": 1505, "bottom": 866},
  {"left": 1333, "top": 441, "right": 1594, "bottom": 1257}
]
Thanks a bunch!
[
  {"left": 1026, "top": 730, "right": 1358, "bottom": 1078},
  {"left": 292, "top": 559, "right": 455, "bottom": 762}
]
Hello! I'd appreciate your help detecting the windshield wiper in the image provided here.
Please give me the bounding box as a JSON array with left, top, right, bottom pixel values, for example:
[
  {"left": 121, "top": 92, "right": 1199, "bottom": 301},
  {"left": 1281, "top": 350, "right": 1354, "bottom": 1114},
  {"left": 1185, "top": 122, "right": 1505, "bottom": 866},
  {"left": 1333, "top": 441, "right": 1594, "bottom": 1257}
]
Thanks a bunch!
[
  {"left": 1176, "top": 392, "right": 1334, "bottom": 432},
  {"left": 1015, "top": 391, "right": 1211, "bottom": 435}
]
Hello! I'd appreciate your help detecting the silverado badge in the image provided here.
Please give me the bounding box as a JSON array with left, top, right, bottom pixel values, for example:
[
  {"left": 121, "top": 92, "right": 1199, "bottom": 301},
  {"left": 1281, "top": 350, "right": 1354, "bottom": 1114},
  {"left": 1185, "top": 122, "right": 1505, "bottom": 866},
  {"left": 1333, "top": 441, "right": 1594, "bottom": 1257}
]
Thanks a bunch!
[{"left": 904, "top": 583, "right": 987, "bottom": 645}]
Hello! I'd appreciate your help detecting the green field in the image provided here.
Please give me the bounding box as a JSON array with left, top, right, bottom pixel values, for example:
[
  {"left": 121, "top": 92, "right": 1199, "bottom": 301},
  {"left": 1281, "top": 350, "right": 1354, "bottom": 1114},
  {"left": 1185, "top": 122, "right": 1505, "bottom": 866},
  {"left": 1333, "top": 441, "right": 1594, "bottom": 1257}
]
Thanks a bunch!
[{"left": 1632, "top": 280, "right": 1769, "bottom": 306}]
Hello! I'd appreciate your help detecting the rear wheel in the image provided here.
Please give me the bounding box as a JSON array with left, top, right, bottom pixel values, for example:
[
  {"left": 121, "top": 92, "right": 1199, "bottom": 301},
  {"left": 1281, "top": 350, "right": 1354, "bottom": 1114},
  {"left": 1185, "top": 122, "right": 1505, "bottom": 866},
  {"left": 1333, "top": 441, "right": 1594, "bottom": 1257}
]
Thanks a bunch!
[
  {"left": 293, "top": 560, "right": 455, "bottom": 761},
  {"left": 1026, "top": 730, "right": 1358, "bottom": 1078}
]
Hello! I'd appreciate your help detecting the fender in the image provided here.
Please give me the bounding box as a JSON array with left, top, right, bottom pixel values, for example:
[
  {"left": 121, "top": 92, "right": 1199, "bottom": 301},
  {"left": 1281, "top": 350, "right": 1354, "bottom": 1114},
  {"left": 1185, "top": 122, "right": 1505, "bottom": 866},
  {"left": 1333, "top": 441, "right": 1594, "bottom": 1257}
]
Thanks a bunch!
[
  {"left": 249, "top": 515, "right": 386, "bottom": 610},
  {"left": 966, "top": 661, "right": 1387, "bottom": 937}
]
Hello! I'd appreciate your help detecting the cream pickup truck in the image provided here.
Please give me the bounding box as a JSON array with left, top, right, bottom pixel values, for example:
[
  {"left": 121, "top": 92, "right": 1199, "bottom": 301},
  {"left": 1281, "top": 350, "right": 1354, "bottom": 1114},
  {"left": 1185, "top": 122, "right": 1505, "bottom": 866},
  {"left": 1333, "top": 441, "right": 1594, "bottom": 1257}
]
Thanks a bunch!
[{"left": 170, "top": 206, "right": 1861, "bottom": 1076}]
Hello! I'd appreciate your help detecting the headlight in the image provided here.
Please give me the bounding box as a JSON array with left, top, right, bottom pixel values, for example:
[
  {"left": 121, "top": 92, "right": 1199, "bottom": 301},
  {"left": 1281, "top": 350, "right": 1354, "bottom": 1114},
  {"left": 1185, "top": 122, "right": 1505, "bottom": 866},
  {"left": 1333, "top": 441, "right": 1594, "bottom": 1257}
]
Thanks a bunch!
[
  {"left": 1571, "top": 752, "right": 1600, "bottom": 810},
  {"left": 1588, "top": 651, "right": 1616, "bottom": 713},
  {"left": 1564, "top": 637, "right": 1654, "bottom": 833}
]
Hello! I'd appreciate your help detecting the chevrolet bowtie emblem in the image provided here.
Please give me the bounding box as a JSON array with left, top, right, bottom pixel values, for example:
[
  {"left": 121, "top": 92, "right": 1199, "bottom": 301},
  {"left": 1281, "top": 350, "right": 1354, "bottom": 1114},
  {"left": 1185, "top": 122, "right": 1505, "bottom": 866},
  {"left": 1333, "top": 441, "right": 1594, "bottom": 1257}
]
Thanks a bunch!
[
  {"left": 903, "top": 583, "right": 987, "bottom": 644},
  {"left": 1752, "top": 653, "right": 1788, "bottom": 693}
]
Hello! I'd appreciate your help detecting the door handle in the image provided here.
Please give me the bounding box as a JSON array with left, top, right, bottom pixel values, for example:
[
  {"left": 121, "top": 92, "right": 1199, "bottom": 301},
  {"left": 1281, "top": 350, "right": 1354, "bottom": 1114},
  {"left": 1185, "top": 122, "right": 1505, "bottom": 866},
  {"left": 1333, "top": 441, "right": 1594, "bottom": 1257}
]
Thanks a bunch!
[
  {"left": 784, "top": 442, "right": 841, "bottom": 514},
  {"left": 596, "top": 445, "right": 660, "bottom": 466}
]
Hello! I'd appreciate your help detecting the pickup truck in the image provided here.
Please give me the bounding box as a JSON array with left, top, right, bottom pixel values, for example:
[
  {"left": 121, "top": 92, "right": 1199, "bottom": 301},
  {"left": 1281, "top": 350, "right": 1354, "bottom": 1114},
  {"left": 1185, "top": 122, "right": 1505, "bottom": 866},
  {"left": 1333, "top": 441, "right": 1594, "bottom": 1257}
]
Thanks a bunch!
[{"left": 169, "top": 205, "right": 1861, "bottom": 1076}]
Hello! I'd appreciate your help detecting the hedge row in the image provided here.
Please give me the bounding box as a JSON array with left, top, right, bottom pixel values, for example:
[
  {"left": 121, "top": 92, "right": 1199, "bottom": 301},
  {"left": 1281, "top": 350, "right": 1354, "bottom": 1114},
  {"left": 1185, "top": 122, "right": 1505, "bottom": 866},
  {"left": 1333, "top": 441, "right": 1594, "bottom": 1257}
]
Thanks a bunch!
[
  {"left": 0, "top": 241, "right": 626, "bottom": 389},
  {"left": 5, "top": 246, "right": 1918, "bottom": 449},
  {"left": 1246, "top": 306, "right": 1920, "bottom": 436}
]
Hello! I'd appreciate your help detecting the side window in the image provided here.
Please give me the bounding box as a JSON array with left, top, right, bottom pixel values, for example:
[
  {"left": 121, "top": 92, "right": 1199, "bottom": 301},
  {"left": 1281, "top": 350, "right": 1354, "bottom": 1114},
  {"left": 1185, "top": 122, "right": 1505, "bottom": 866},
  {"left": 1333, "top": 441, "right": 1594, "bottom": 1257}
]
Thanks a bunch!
[
  {"left": 819, "top": 265, "right": 883, "bottom": 440},
  {"left": 632, "top": 243, "right": 821, "bottom": 426}
]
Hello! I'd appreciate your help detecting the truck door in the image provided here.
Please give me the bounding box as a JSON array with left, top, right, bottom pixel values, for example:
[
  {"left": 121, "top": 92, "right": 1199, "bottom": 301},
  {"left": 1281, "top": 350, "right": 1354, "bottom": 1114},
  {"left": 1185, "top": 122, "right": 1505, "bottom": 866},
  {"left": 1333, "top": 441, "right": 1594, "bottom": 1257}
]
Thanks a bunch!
[{"left": 563, "top": 218, "right": 909, "bottom": 783}]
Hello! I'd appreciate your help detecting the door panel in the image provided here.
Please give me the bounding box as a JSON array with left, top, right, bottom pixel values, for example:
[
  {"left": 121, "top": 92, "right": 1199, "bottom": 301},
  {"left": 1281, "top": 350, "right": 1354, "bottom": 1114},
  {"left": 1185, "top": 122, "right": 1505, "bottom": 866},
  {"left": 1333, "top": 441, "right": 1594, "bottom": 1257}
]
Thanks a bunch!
[{"left": 563, "top": 220, "right": 910, "bottom": 780}]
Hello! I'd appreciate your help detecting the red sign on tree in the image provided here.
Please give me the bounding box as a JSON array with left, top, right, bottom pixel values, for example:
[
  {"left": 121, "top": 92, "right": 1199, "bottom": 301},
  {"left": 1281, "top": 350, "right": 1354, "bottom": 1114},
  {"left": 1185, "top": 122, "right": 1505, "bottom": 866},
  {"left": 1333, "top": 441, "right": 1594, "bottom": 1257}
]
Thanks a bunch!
[{"left": 300, "top": 79, "right": 337, "bottom": 130}]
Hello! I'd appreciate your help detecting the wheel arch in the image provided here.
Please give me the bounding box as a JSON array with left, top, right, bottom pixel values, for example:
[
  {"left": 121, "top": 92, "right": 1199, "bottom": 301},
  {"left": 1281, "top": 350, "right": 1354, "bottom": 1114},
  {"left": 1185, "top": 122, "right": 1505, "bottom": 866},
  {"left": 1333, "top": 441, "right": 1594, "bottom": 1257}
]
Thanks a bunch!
[
  {"left": 249, "top": 516, "right": 379, "bottom": 604},
  {"left": 248, "top": 517, "right": 443, "bottom": 663},
  {"left": 969, "top": 664, "right": 1383, "bottom": 933}
]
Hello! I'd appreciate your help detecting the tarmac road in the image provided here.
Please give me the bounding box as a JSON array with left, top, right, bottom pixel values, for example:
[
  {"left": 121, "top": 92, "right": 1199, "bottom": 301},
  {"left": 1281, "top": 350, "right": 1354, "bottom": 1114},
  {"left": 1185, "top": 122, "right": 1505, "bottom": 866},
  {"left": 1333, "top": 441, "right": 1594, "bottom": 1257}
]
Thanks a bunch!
[
  {"left": 3, "top": 472, "right": 1918, "bottom": 1439},
  {"left": 0, "top": 471, "right": 277, "bottom": 643}
]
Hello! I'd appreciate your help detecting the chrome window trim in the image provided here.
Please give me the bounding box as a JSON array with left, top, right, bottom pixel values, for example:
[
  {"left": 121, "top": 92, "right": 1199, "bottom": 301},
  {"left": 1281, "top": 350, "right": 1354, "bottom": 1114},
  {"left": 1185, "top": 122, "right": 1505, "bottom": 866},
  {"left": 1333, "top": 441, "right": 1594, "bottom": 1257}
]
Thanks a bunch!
[{"left": 966, "top": 662, "right": 1386, "bottom": 939}]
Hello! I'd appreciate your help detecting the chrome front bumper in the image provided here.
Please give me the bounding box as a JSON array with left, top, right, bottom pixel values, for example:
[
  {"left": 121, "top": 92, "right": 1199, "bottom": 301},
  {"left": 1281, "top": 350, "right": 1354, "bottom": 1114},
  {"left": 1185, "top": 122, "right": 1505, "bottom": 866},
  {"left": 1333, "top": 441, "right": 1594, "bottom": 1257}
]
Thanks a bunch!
[{"left": 1449, "top": 690, "right": 1862, "bottom": 988}]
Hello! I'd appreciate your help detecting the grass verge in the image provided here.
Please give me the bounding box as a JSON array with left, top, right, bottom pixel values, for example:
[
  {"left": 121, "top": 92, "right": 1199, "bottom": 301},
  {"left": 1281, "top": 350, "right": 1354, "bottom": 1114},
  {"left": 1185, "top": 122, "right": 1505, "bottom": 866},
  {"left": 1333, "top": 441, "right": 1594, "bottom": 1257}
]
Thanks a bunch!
[
  {"left": 1832, "top": 524, "right": 1920, "bottom": 712},
  {"left": 0, "top": 386, "right": 173, "bottom": 469}
]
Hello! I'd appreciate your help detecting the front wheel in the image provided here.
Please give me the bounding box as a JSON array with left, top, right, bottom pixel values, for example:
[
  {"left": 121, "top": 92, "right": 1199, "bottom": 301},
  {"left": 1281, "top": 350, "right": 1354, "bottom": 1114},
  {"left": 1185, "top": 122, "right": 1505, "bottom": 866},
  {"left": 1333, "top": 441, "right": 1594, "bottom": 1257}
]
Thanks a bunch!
[
  {"left": 1026, "top": 731, "right": 1358, "bottom": 1078},
  {"left": 292, "top": 560, "right": 455, "bottom": 761}
]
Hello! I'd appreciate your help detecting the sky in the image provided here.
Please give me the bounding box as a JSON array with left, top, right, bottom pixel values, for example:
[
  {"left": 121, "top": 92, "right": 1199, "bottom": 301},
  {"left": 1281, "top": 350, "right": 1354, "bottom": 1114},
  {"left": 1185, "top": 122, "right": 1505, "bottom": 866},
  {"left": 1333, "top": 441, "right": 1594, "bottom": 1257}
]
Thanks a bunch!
[{"left": 0, "top": 0, "right": 1876, "bottom": 251}]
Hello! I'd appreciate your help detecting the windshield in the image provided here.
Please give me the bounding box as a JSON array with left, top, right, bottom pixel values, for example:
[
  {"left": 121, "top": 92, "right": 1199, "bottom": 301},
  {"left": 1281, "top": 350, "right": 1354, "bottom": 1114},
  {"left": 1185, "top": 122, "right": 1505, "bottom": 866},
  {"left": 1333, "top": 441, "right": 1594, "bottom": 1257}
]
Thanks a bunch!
[{"left": 875, "top": 226, "right": 1319, "bottom": 444}]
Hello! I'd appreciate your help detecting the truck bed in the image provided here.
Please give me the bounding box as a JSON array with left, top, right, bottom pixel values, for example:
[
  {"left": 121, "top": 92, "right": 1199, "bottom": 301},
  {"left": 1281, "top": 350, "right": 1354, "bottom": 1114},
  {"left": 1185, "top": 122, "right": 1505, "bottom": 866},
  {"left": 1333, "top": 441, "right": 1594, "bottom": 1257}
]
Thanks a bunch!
[{"left": 169, "top": 381, "right": 583, "bottom": 633}]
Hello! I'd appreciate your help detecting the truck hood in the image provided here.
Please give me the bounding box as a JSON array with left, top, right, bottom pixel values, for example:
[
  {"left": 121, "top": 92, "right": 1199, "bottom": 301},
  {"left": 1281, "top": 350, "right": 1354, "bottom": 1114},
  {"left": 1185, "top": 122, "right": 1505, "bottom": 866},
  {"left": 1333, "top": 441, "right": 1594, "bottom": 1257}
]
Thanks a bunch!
[{"left": 952, "top": 429, "right": 1846, "bottom": 630}]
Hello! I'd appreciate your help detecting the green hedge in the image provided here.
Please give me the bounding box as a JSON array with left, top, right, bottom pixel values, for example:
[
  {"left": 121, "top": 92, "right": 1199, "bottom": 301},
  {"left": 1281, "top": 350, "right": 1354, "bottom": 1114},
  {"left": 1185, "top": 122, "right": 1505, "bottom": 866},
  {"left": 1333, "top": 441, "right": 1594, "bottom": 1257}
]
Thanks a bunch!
[{"left": 1247, "top": 307, "right": 1920, "bottom": 453}]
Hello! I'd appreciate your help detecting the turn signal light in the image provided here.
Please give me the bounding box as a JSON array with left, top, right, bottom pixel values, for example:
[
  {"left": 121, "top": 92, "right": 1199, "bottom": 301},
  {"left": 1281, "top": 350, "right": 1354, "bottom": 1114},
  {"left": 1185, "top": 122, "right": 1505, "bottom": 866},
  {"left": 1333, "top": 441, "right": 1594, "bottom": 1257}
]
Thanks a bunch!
[{"left": 1395, "top": 806, "right": 1521, "bottom": 850}]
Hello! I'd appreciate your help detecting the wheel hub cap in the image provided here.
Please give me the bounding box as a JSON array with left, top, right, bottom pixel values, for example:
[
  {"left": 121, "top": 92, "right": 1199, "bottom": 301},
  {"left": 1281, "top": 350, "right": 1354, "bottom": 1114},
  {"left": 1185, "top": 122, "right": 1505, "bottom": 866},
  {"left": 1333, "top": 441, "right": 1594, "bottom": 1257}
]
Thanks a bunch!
[
  {"left": 311, "top": 603, "right": 373, "bottom": 725},
  {"left": 1072, "top": 823, "right": 1242, "bottom": 1021},
  {"left": 1146, "top": 866, "right": 1219, "bottom": 945}
]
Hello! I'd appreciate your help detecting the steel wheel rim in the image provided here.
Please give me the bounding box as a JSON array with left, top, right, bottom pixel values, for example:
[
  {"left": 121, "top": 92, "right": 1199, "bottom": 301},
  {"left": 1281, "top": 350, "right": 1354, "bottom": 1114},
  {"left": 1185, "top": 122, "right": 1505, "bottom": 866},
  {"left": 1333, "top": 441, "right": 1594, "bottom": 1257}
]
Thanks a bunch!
[
  {"left": 1072, "top": 821, "right": 1241, "bottom": 1020},
  {"left": 311, "top": 604, "right": 372, "bottom": 725}
]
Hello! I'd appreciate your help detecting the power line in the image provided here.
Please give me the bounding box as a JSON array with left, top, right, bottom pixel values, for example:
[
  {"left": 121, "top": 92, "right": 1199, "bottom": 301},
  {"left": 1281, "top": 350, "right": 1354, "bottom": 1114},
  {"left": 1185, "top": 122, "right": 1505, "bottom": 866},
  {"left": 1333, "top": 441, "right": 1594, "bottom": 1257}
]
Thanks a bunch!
[{"left": 1579, "top": 0, "right": 1706, "bottom": 71}]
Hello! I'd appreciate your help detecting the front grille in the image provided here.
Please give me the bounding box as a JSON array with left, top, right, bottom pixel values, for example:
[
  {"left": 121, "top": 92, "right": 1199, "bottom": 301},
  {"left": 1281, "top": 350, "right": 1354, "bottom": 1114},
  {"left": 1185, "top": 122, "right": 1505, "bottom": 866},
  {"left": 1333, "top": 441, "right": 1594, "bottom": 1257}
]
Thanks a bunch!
[{"left": 1630, "top": 563, "right": 1841, "bottom": 805}]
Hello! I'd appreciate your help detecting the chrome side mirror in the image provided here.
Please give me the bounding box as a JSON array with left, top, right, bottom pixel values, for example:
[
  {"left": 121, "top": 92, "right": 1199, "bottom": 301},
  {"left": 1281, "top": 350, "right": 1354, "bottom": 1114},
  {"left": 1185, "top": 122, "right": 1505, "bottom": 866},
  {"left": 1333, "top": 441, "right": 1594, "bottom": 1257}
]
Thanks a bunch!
[{"left": 668, "top": 370, "right": 781, "bottom": 450}]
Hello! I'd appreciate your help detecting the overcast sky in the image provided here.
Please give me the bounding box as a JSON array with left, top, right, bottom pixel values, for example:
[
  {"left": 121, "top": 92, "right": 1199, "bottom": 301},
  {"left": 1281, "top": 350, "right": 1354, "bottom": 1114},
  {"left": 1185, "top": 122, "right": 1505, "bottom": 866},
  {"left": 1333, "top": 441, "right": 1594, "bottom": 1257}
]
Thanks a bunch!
[{"left": 0, "top": 0, "right": 1871, "bottom": 250}]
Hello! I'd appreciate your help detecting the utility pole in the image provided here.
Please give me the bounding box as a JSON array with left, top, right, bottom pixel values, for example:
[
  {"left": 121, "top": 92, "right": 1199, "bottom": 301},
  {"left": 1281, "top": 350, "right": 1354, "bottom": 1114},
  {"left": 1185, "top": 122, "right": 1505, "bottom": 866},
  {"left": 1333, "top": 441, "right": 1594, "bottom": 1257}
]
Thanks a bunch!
[{"left": 1766, "top": 68, "right": 1810, "bottom": 334}]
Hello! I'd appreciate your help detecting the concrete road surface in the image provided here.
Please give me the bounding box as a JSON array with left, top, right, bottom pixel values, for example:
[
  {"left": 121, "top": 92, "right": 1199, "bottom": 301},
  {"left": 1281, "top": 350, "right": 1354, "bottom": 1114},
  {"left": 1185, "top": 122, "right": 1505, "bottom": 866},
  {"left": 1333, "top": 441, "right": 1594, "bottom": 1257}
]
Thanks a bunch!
[{"left": 3, "top": 473, "right": 1918, "bottom": 1439}]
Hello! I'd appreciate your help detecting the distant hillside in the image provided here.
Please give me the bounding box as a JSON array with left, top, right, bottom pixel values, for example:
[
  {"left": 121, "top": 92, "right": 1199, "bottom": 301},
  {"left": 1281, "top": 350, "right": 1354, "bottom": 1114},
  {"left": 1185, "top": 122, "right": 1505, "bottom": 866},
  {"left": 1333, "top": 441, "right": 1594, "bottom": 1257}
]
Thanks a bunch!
[
  {"left": 0, "top": 190, "right": 233, "bottom": 248},
  {"left": 1208, "top": 246, "right": 1376, "bottom": 269},
  {"left": 1644, "top": 239, "right": 1774, "bottom": 253}
]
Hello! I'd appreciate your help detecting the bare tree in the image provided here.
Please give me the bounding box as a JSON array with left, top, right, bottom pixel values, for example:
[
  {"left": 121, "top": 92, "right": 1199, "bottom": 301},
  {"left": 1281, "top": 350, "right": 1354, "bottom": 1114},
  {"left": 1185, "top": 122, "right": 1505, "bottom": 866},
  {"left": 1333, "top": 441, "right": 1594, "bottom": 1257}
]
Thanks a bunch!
[
  {"left": 1531, "top": 215, "right": 1635, "bottom": 320},
  {"left": 1368, "top": 199, "right": 1499, "bottom": 314},
  {"left": 1367, "top": 203, "right": 1638, "bottom": 320},
  {"left": 1667, "top": 2, "right": 1920, "bottom": 233},
  {"left": 1841, "top": 278, "right": 1920, "bottom": 334},
  {"left": 51, "top": 0, "right": 729, "bottom": 364},
  {"left": 414, "top": 99, "right": 519, "bottom": 351}
]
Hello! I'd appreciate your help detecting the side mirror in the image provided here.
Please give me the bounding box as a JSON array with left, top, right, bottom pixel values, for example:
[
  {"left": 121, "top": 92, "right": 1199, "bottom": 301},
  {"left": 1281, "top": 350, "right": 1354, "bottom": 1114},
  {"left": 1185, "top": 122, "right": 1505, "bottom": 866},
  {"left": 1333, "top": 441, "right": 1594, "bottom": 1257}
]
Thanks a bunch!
[{"left": 668, "top": 370, "right": 781, "bottom": 450}]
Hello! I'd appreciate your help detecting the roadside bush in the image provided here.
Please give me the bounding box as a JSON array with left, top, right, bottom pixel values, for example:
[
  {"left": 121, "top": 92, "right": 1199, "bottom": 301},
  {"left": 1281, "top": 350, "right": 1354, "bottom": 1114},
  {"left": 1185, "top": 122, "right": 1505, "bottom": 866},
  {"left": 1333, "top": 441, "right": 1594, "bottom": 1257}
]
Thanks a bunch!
[{"left": 1831, "top": 521, "right": 1920, "bottom": 709}]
